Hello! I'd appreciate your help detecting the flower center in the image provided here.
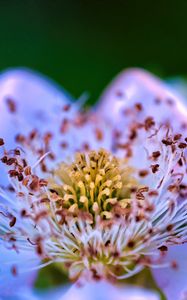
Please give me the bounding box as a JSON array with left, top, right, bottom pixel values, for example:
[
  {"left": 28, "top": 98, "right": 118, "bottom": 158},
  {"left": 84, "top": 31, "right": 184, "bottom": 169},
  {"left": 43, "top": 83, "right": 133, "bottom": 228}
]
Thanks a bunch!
[{"left": 49, "top": 149, "right": 138, "bottom": 222}]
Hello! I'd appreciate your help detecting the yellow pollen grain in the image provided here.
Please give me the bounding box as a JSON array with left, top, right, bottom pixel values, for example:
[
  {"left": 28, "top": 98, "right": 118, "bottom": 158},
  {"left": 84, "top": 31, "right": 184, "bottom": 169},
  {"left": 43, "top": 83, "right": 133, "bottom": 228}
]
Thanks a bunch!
[{"left": 50, "top": 149, "right": 138, "bottom": 220}]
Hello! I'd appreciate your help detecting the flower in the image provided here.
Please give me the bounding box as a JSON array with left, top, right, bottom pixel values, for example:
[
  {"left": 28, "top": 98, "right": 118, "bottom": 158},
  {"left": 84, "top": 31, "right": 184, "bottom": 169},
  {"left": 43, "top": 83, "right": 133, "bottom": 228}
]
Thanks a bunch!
[{"left": 0, "top": 68, "right": 187, "bottom": 299}]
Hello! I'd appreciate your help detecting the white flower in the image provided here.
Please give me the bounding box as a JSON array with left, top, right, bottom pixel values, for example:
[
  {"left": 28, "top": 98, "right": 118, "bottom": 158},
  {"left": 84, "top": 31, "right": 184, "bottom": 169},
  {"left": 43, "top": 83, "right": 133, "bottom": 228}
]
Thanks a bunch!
[{"left": 0, "top": 68, "right": 187, "bottom": 299}]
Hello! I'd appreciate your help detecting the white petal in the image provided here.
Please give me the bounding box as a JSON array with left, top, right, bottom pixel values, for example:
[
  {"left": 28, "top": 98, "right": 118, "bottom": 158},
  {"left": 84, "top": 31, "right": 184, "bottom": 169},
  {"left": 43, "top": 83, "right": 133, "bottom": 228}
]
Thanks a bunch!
[
  {"left": 54, "top": 282, "right": 160, "bottom": 300},
  {"left": 0, "top": 68, "right": 73, "bottom": 148},
  {"left": 0, "top": 69, "right": 112, "bottom": 186},
  {"left": 0, "top": 243, "right": 39, "bottom": 295},
  {"left": 97, "top": 68, "right": 187, "bottom": 127},
  {"left": 0, "top": 289, "right": 39, "bottom": 300},
  {"left": 152, "top": 244, "right": 187, "bottom": 300}
]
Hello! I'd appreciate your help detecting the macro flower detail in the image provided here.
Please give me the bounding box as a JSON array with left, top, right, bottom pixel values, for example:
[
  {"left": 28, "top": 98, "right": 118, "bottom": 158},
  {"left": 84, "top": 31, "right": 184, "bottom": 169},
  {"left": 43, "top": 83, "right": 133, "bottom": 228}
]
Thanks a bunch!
[
  {"left": 51, "top": 148, "right": 136, "bottom": 217},
  {"left": 1, "top": 68, "right": 187, "bottom": 300}
]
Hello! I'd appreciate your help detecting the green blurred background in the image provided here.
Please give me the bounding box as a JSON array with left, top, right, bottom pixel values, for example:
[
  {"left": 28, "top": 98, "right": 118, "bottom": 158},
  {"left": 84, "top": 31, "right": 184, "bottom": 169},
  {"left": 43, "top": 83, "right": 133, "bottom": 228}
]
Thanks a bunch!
[{"left": 1, "top": 0, "right": 187, "bottom": 104}]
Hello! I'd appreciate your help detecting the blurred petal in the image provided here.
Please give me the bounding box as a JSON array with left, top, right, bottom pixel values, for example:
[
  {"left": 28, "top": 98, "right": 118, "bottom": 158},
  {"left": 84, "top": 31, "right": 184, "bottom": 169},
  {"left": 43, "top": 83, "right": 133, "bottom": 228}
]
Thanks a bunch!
[
  {"left": 0, "top": 69, "right": 60, "bottom": 296},
  {"left": 0, "top": 243, "right": 39, "bottom": 297},
  {"left": 152, "top": 244, "right": 187, "bottom": 300},
  {"left": 51, "top": 282, "right": 160, "bottom": 300},
  {"left": 0, "top": 289, "right": 39, "bottom": 300},
  {"left": 97, "top": 70, "right": 187, "bottom": 298},
  {"left": 0, "top": 68, "right": 74, "bottom": 186},
  {"left": 0, "top": 249, "right": 38, "bottom": 299},
  {"left": 98, "top": 68, "right": 187, "bottom": 127},
  {"left": 0, "top": 68, "right": 73, "bottom": 148},
  {"left": 0, "top": 69, "right": 112, "bottom": 186}
]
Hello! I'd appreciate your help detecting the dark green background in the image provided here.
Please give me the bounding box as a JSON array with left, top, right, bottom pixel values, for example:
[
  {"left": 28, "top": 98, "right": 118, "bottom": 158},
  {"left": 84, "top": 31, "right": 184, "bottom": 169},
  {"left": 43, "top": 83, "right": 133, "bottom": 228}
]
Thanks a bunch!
[{"left": 0, "top": 0, "right": 187, "bottom": 103}]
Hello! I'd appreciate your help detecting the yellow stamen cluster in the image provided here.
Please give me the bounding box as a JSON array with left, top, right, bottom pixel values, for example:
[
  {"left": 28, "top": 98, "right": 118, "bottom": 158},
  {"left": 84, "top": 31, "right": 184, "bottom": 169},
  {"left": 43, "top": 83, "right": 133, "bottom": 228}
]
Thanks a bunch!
[{"left": 50, "top": 149, "right": 137, "bottom": 220}]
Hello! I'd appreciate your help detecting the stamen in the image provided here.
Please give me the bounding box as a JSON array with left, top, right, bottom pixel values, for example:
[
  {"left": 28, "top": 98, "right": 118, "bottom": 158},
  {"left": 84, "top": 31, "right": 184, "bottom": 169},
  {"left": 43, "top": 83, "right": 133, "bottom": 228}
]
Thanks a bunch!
[
  {"left": 1, "top": 119, "right": 187, "bottom": 284},
  {"left": 50, "top": 149, "right": 137, "bottom": 219}
]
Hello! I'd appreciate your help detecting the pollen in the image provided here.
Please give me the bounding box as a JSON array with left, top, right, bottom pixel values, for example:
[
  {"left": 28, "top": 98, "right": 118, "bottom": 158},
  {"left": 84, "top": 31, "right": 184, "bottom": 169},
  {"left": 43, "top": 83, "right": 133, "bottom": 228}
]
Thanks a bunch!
[{"left": 49, "top": 149, "right": 138, "bottom": 221}]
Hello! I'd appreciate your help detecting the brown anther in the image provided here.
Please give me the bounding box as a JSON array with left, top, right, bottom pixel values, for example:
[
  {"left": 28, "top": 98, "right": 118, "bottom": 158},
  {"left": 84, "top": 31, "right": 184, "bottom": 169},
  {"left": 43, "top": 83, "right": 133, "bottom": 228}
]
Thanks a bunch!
[
  {"left": 6, "top": 98, "right": 17, "bottom": 113},
  {"left": 112, "top": 251, "right": 119, "bottom": 258},
  {"left": 129, "top": 128, "right": 137, "bottom": 140},
  {"left": 24, "top": 166, "right": 31, "bottom": 176},
  {"left": 130, "top": 187, "right": 138, "bottom": 193},
  {"left": 105, "top": 240, "right": 111, "bottom": 247},
  {"left": 14, "top": 149, "right": 21, "bottom": 155},
  {"left": 140, "top": 187, "right": 149, "bottom": 193},
  {"left": 127, "top": 240, "right": 135, "bottom": 248},
  {"left": 15, "top": 134, "right": 25, "bottom": 143},
  {"left": 82, "top": 143, "right": 90, "bottom": 151},
  {"left": 41, "top": 163, "right": 47, "bottom": 172},
  {"left": 39, "top": 179, "right": 48, "bottom": 187},
  {"left": 7, "top": 158, "right": 17, "bottom": 166},
  {"left": 146, "top": 204, "right": 155, "bottom": 212},
  {"left": 144, "top": 117, "right": 155, "bottom": 130},
  {"left": 49, "top": 152, "right": 55, "bottom": 160},
  {"left": 91, "top": 269, "right": 102, "bottom": 281},
  {"left": 168, "top": 184, "right": 178, "bottom": 193},
  {"left": 136, "top": 186, "right": 149, "bottom": 200},
  {"left": 40, "top": 197, "right": 50, "bottom": 204},
  {"left": 21, "top": 209, "right": 27, "bottom": 217},
  {"left": 11, "top": 265, "right": 18, "bottom": 276},
  {"left": 158, "top": 245, "right": 168, "bottom": 252},
  {"left": 34, "top": 211, "right": 48, "bottom": 222},
  {"left": 60, "top": 118, "right": 69, "bottom": 134},
  {"left": 139, "top": 169, "right": 149, "bottom": 177},
  {"left": 178, "top": 158, "right": 183, "bottom": 166},
  {"left": 63, "top": 104, "right": 71, "bottom": 111},
  {"left": 61, "top": 141, "right": 68, "bottom": 149},
  {"left": 179, "top": 184, "right": 187, "bottom": 190},
  {"left": 22, "top": 177, "right": 29, "bottom": 186},
  {"left": 8, "top": 170, "right": 19, "bottom": 177},
  {"left": 174, "top": 134, "right": 182, "bottom": 141},
  {"left": 17, "top": 173, "right": 24, "bottom": 182},
  {"left": 178, "top": 142, "right": 187, "bottom": 149},
  {"left": 36, "top": 244, "right": 43, "bottom": 256},
  {"left": 162, "top": 139, "right": 173, "bottom": 146},
  {"left": 8, "top": 185, "right": 15, "bottom": 192},
  {"left": 171, "top": 260, "right": 178, "bottom": 269},
  {"left": 9, "top": 216, "right": 16, "bottom": 227},
  {"left": 95, "top": 128, "right": 103, "bottom": 141},
  {"left": 152, "top": 151, "right": 161, "bottom": 160},
  {"left": 151, "top": 164, "right": 159, "bottom": 174},
  {"left": 29, "top": 130, "right": 38, "bottom": 140},
  {"left": 1, "top": 156, "right": 8, "bottom": 163},
  {"left": 29, "top": 177, "right": 40, "bottom": 191},
  {"left": 148, "top": 190, "right": 158, "bottom": 197},
  {"left": 135, "top": 215, "right": 144, "bottom": 222},
  {"left": 44, "top": 132, "right": 53, "bottom": 145},
  {"left": 22, "top": 159, "right": 27, "bottom": 168},
  {"left": 166, "top": 224, "right": 173, "bottom": 231},
  {"left": 0, "top": 138, "right": 4, "bottom": 146},
  {"left": 135, "top": 103, "right": 143, "bottom": 111}
]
